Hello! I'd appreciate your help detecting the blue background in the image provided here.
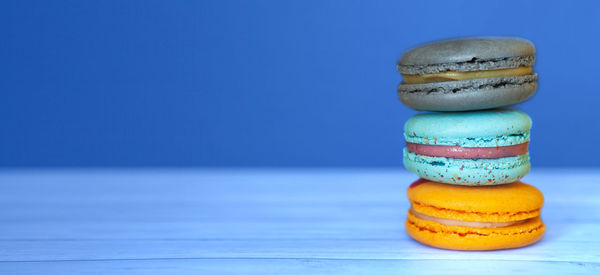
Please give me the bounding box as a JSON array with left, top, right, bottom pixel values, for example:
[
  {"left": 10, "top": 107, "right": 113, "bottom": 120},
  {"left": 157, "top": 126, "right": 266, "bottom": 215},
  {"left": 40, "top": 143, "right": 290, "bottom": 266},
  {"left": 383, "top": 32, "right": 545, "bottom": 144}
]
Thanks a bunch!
[{"left": 1, "top": 0, "right": 598, "bottom": 167}]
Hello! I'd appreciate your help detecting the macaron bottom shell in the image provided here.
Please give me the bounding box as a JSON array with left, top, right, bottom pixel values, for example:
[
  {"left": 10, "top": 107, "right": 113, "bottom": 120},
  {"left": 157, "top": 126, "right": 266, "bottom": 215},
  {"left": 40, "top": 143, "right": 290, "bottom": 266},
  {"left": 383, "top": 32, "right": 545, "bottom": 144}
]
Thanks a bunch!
[
  {"left": 397, "top": 75, "right": 537, "bottom": 112},
  {"left": 406, "top": 211, "right": 545, "bottom": 251},
  {"left": 403, "top": 149, "right": 530, "bottom": 185}
]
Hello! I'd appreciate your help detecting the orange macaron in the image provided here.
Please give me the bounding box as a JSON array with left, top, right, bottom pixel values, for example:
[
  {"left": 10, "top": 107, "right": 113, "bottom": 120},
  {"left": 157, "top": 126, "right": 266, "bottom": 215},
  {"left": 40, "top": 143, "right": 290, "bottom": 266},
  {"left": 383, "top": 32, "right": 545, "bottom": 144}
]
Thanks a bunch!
[{"left": 406, "top": 178, "right": 545, "bottom": 250}]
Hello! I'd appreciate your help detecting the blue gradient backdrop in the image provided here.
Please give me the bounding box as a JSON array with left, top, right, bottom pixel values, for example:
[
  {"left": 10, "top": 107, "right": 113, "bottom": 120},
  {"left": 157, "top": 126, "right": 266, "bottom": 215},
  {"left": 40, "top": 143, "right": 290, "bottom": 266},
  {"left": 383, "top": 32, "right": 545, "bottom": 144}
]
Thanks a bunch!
[{"left": 2, "top": 0, "right": 599, "bottom": 167}]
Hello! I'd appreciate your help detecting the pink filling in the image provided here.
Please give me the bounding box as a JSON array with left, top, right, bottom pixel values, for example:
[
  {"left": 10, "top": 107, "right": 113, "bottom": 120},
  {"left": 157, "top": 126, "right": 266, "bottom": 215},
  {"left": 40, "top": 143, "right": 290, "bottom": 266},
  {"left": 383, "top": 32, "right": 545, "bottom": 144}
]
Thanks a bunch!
[{"left": 407, "top": 142, "right": 529, "bottom": 159}]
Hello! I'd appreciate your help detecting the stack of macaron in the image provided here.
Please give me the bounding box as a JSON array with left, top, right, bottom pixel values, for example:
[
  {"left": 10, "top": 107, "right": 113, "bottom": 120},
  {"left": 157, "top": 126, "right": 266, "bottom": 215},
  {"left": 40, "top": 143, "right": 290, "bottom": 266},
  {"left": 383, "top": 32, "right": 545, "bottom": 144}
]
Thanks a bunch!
[{"left": 396, "top": 37, "right": 545, "bottom": 250}]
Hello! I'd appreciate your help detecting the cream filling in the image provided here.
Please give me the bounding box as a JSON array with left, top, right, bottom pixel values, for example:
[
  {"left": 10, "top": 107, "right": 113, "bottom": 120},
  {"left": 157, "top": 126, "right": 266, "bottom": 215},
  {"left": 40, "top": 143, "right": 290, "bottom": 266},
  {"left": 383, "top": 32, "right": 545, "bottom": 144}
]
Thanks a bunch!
[
  {"left": 410, "top": 207, "right": 528, "bottom": 229},
  {"left": 402, "top": 67, "right": 532, "bottom": 84}
]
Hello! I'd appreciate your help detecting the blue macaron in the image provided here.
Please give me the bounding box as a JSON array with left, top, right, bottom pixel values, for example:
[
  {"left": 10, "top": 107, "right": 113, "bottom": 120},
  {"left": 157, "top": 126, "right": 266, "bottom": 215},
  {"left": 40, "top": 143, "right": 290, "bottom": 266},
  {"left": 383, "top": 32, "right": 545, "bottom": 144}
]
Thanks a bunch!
[{"left": 403, "top": 109, "right": 532, "bottom": 185}]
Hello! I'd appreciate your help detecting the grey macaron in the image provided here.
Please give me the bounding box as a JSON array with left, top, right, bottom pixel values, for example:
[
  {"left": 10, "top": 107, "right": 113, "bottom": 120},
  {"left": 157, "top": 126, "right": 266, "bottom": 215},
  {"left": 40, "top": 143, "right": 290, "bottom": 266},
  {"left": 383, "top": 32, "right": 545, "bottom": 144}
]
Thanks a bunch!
[{"left": 397, "top": 37, "right": 537, "bottom": 111}]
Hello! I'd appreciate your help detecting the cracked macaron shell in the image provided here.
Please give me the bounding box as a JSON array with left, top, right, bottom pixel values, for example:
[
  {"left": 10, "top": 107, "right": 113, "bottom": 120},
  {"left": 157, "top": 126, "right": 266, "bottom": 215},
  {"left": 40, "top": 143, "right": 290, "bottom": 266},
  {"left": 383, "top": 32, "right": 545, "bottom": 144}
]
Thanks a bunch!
[
  {"left": 407, "top": 180, "right": 544, "bottom": 223},
  {"left": 404, "top": 109, "right": 532, "bottom": 147}
]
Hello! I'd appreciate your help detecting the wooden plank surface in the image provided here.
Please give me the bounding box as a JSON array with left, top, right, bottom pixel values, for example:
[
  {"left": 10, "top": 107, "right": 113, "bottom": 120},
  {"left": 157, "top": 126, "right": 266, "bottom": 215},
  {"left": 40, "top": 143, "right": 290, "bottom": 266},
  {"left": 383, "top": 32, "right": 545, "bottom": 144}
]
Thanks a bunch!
[{"left": 0, "top": 169, "right": 599, "bottom": 274}]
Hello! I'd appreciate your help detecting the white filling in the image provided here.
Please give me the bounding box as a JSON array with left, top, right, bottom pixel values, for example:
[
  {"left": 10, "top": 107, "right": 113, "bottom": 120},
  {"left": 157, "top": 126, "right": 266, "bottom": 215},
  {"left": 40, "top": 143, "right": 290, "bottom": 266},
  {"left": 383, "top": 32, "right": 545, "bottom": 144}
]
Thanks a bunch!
[{"left": 410, "top": 207, "right": 528, "bottom": 229}]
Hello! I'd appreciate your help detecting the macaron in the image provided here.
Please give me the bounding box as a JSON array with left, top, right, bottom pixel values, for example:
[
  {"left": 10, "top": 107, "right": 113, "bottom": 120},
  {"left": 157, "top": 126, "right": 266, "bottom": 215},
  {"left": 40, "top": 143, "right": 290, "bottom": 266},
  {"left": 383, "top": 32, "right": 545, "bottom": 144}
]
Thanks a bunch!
[
  {"left": 397, "top": 37, "right": 537, "bottom": 111},
  {"left": 406, "top": 179, "right": 545, "bottom": 251},
  {"left": 403, "top": 109, "right": 531, "bottom": 185}
]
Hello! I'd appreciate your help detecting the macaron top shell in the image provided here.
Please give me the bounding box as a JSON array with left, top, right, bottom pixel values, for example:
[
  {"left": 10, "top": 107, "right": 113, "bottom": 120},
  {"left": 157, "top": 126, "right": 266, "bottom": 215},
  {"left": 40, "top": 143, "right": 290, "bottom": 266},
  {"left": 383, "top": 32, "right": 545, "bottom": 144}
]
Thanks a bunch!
[
  {"left": 398, "top": 37, "right": 535, "bottom": 74},
  {"left": 407, "top": 179, "right": 543, "bottom": 222},
  {"left": 404, "top": 109, "right": 532, "bottom": 147}
]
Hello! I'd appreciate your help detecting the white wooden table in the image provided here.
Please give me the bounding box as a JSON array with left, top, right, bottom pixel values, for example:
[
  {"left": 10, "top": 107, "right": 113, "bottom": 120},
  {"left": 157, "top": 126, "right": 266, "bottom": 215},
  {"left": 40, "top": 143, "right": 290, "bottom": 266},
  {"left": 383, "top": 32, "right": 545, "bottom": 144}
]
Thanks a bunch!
[{"left": 0, "top": 169, "right": 598, "bottom": 274}]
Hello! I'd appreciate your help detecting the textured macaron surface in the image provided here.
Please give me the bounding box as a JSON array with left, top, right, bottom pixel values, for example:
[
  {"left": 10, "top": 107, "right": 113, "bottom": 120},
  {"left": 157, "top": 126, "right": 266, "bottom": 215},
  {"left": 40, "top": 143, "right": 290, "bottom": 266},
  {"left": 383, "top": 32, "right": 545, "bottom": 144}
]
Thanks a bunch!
[
  {"left": 403, "top": 109, "right": 532, "bottom": 184},
  {"left": 406, "top": 211, "right": 545, "bottom": 250},
  {"left": 398, "top": 37, "right": 535, "bottom": 75},
  {"left": 407, "top": 180, "right": 544, "bottom": 222},
  {"left": 403, "top": 149, "right": 530, "bottom": 185},
  {"left": 404, "top": 109, "right": 531, "bottom": 147},
  {"left": 405, "top": 180, "right": 546, "bottom": 250},
  {"left": 396, "top": 37, "right": 537, "bottom": 112},
  {"left": 397, "top": 76, "right": 538, "bottom": 112}
]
